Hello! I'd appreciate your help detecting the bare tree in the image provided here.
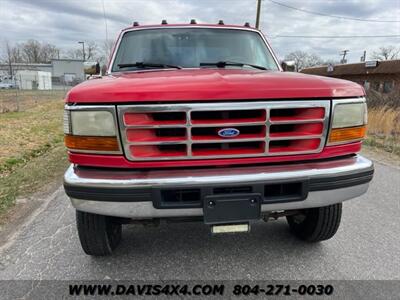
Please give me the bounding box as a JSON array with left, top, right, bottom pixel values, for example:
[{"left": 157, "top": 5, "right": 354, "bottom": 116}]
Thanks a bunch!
[
  {"left": 85, "top": 41, "right": 98, "bottom": 61},
  {"left": 92, "top": 39, "right": 116, "bottom": 72},
  {"left": 19, "top": 40, "right": 59, "bottom": 63},
  {"left": 284, "top": 51, "right": 323, "bottom": 72},
  {"left": 102, "top": 39, "right": 115, "bottom": 61},
  {"left": 371, "top": 46, "right": 400, "bottom": 61},
  {"left": 21, "top": 40, "right": 42, "bottom": 63},
  {"left": 64, "top": 41, "right": 99, "bottom": 61},
  {"left": 2, "top": 41, "right": 24, "bottom": 76},
  {"left": 40, "top": 43, "right": 59, "bottom": 62},
  {"left": 10, "top": 44, "right": 24, "bottom": 63},
  {"left": 3, "top": 41, "right": 14, "bottom": 76},
  {"left": 64, "top": 48, "right": 82, "bottom": 60}
]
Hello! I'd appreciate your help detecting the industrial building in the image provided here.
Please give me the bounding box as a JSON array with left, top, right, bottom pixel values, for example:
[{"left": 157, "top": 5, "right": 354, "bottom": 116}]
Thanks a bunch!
[
  {"left": 301, "top": 60, "right": 400, "bottom": 94},
  {"left": 51, "top": 59, "right": 85, "bottom": 85},
  {"left": 0, "top": 58, "right": 84, "bottom": 89}
]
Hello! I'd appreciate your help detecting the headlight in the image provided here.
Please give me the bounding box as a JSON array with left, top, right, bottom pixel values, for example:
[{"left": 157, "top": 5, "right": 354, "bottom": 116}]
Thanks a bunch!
[
  {"left": 331, "top": 102, "right": 367, "bottom": 128},
  {"left": 71, "top": 111, "right": 116, "bottom": 136},
  {"left": 64, "top": 107, "right": 121, "bottom": 153},
  {"left": 328, "top": 99, "right": 367, "bottom": 145}
]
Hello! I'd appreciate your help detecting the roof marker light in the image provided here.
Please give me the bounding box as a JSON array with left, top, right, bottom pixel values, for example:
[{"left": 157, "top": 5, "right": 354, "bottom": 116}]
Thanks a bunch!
[
  {"left": 218, "top": 20, "right": 224, "bottom": 25},
  {"left": 133, "top": 21, "right": 139, "bottom": 26},
  {"left": 190, "top": 19, "right": 197, "bottom": 24},
  {"left": 244, "top": 22, "right": 250, "bottom": 27},
  {"left": 161, "top": 20, "right": 168, "bottom": 25}
]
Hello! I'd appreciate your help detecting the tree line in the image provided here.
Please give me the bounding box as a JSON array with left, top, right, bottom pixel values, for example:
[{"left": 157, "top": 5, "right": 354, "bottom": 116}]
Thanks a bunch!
[{"left": 2, "top": 39, "right": 113, "bottom": 65}]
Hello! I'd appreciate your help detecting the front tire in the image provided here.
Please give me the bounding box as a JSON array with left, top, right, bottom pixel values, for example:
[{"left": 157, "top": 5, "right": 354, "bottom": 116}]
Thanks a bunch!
[
  {"left": 287, "top": 203, "right": 342, "bottom": 242},
  {"left": 76, "top": 210, "right": 122, "bottom": 256}
]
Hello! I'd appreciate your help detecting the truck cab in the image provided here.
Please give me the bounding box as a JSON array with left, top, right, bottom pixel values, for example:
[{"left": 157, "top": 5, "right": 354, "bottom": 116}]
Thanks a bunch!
[{"left": 63, "top": 22, "right": 373, "bottom": 256}]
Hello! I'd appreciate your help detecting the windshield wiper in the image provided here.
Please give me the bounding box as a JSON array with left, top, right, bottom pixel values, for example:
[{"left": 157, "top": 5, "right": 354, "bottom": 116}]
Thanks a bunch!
[
  {"left": 118, "top": 62, "right": 182, "bottom": 69},
  {"left": 200, "top": 61, "right": 267, "bottom": 70}
]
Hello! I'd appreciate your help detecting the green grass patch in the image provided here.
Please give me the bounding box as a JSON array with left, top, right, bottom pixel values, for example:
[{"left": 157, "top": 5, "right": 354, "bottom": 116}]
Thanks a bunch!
[
  {"left": 0, "top": 100, "right": 65, "bottom": 170},
  {"left": 0, "top": 143, "right": 69, "bottom": 217},
  {"left": 0, "top": 96, "right": 68, "bottom": 218}
]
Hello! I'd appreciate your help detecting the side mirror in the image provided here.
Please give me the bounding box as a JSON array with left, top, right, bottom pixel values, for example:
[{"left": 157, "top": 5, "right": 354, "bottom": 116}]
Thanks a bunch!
[
  {"left": 281, "top": 60, "right": 296, "bottom": 72},
  {"left": 84, "top": 62, "right": 100, "bottom": 75}
]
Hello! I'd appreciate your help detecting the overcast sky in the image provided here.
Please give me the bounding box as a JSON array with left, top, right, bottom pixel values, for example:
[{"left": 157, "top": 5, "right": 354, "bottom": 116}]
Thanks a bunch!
[{"left": 1, "top": 0, "right": 399, "bottom": 62}]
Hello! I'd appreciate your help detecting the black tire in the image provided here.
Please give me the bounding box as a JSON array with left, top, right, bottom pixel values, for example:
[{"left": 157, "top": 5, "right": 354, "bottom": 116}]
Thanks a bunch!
[
  {"left": 76, "top": 210, "right": 122, "bottom": 256},
  {"left": 286, "top": 203, "right": 342, "bottom": 242}
]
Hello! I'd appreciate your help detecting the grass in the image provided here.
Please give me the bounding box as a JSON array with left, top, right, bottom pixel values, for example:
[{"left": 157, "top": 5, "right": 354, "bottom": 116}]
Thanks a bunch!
[
  {"left": 0, "top": 145, "right": 68, "bottom": 217},
  {"left": 366, "top": 107, "right": 400, "bottom": 155},
  {"left": 0, "top": 89, "right": 68, "bottom": 113},
  {"left": 0, "top": 94, "right": 68, "bottom": 217},
  {"left": 0, "top": 100, "right": 65, "bottom": 170}
]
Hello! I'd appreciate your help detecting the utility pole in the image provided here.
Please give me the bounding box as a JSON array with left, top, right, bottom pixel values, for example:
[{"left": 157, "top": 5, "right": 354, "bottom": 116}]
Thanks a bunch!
[
  {"left": 360, "top": 50, "right": 366, "bottom": 62},
  {"left": 340, "top": 50, "right": 349, "bottom": 64},
  {"left": 8, "top": 60, "right": 12, "bottom": 78},
  {"left": 255, "top": 0, "right": 262, "bottom": 29},
  {"left": 78, "top": 41, "right": 86, "bottom": 61}
]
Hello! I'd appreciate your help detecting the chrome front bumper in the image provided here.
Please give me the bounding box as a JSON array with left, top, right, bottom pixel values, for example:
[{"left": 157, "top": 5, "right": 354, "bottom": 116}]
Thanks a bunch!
[{"left": 64, "top": 155, "right": 373, "bottom": 219}]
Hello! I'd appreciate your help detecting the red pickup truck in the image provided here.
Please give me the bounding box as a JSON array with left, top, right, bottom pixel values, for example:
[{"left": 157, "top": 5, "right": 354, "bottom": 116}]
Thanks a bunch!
[{"left": 63, "top": 22, "right": 373, "bottom": 256}]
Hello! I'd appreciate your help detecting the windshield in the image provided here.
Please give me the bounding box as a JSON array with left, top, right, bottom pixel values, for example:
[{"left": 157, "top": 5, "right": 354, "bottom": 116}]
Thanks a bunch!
[{"left": 111, "top": 28, "right": 279, "bottom": 71}]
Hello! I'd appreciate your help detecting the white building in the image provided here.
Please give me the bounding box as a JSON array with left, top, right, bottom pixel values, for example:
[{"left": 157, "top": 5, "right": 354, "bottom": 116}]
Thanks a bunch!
[
  {"left": 0, "top": 59, "right": 84, "bottom": 87},
  {"left": 15, "top": 70, "right": 52, "bottom": 90}
]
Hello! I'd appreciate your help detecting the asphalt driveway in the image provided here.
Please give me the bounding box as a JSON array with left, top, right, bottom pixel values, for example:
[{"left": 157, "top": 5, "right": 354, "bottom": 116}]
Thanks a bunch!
[{"left": 0, "top": 156, "right": 399, "bottom": 281}]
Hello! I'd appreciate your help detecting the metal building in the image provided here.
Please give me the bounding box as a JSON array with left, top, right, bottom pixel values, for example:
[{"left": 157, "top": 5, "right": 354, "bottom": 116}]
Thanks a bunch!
[{"left": 51, "top": 59, "right": 85, "bottom": 85}]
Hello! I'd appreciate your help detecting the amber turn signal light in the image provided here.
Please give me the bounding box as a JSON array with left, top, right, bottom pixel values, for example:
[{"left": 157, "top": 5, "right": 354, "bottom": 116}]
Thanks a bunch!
[
  {"left": 328, "top": 126, "right": 366, "bottom": 144},
  {"left": 65, "top": 135, "right": 120, "bottom": 152}
]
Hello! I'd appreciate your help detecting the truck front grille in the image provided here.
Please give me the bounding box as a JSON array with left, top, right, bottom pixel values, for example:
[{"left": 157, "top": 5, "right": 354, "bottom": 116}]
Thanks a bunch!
[{"left": 117, "top": 101, "right": 330, "bottom": 161}]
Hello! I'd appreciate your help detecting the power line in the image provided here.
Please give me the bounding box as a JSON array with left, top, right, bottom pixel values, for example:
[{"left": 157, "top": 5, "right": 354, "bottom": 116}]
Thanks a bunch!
[
  {"left": 267, "top": 0, "right": 400, "bottom": 23},
  {"left": 274, "top": 35, "right": 400, "bottom": 38}
]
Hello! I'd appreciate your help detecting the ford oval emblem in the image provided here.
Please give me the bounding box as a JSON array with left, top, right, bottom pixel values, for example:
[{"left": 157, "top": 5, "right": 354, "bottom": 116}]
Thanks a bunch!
[{"left": 218, "top": 128, "right": 240, "bottom": 138}]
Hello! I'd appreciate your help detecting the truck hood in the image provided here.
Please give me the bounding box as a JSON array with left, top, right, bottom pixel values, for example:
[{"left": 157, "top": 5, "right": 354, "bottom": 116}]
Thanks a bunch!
[{"left": 66, "top": 69, "right": 364, "bottom": 103}]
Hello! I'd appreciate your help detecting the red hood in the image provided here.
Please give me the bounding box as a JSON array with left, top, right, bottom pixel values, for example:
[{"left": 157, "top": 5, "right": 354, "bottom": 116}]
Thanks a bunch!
[{"left": 66, "top": 69, "right": 364, "bottom": 103}]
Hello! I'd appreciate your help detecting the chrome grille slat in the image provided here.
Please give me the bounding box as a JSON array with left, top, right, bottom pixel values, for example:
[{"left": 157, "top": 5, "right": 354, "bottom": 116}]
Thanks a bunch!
[{"left": 118, "top": 101, "right": 330, "bottom": 161}]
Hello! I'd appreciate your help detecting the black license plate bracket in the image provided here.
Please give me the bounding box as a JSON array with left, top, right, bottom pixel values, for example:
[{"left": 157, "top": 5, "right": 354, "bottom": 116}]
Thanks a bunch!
[{"left": 203, "top": 193, "right": 262, "bottom": 225}]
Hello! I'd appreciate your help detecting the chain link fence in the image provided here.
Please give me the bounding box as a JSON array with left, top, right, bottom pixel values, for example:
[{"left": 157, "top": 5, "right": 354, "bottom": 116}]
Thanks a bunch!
[{"left": 0, "top": 74, "right": 73, "bottom": 113}]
